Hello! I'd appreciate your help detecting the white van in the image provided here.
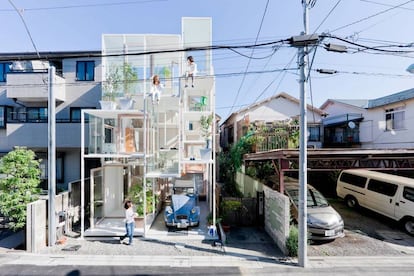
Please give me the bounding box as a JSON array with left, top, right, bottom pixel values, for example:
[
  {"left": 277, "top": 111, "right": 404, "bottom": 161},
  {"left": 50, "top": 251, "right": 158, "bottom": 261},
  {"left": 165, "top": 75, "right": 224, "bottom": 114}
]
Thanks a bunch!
[{"left": 337, "top": 169, "right": 414, "bottom": 235}]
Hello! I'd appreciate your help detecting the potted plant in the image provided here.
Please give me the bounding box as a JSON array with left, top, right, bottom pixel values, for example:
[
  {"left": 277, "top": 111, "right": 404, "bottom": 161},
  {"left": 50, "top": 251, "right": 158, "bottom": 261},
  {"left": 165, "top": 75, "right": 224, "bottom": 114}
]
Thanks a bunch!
[
  {"left": 119, "top": 62, "right": 138, "bottom": 109},
  {"left": 101, "top": 62, "right": 138, "bottom": 110},
  {"left": 199, "top": 114, "right": 213, "bottom": 160}
]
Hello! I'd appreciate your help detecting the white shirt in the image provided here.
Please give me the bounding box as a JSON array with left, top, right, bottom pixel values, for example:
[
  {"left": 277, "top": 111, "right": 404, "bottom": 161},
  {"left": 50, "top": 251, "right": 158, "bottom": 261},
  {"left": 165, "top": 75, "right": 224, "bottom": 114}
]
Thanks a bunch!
[
  {"left": 186, "top": 62, "right": 197, "bottom": 75},
  {"left": 150, "top": 83, "right": 163, "bottom": 95},
  {"left": 125, "top": 207, "right": 135, "bottom": 223}
]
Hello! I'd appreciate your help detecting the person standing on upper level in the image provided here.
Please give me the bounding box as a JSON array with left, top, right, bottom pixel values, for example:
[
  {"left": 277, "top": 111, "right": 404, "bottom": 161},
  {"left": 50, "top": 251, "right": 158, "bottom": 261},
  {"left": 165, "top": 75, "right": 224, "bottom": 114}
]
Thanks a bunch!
[
  {"left": 185, "top": 56, "right": 197, "bottom": 88},
  {"left": 150, "top": 74, "right": 163, "bottom": 104}
]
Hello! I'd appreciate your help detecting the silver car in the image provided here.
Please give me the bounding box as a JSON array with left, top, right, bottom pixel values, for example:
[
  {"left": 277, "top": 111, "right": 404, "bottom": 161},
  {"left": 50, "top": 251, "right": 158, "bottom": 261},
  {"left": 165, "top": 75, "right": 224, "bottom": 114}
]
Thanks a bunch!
[{"left": 285, "top": 182, "right": 345, "bottom": 241}]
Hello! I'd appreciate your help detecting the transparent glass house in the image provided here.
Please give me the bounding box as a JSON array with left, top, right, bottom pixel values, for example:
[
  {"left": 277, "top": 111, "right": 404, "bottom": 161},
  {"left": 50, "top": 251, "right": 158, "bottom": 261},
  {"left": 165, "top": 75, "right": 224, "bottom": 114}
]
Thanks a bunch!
[{"left": 80, "top": 18, "right": 216, "bottom": 237}]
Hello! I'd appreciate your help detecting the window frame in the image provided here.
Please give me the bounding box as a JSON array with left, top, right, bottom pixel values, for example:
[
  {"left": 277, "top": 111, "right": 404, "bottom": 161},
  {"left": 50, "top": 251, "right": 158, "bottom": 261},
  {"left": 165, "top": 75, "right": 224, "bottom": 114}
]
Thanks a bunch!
[
  {"left": 340, "top": 172, "right": 367, "bottom": 188},
  {"left": 385, "top": 106, "right": 405, "bottom": 131},
  {"left": 26, "top": 107, "right": 48, "bottom": 122},
  {"left": 367, "top": 179, "right": 398, "bottom": 197},
  {"left": 76, "top": 60, "right": 95, "bottom": 81},
  {"left": 70, "top": 107, "right": 95, "bottom": 123},
  {"left": 308, "top": 125, "right": 321, "bottom": 142},
  {"left": 403, "top": 186, "right": 414, "bottom": 203},
  {"left": 0, "top": 106, "right": 5, "bottom": 128},
  {"left": 0, "top": 62, "right": 12, "bottom": 82}
]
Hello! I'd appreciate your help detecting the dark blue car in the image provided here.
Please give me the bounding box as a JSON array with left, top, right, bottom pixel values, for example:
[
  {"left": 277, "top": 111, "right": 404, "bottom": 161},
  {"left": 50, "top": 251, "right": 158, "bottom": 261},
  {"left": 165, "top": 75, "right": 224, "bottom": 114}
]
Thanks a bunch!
[{"left": 164, "top": 194, "right": 200, "bottom": 229}]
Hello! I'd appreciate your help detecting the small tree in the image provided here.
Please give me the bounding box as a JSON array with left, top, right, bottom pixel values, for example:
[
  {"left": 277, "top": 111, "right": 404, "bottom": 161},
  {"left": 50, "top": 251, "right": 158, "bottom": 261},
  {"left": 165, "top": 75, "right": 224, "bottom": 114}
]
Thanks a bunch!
[
  {"left": 0, "top": 147, "right": 41, "bottom": 231},
  {"left": 199, "top": 114, "right": 213, "bottom": 148},
  {"left": 102, "top": 66, "right": 121, "bottom": 101}
]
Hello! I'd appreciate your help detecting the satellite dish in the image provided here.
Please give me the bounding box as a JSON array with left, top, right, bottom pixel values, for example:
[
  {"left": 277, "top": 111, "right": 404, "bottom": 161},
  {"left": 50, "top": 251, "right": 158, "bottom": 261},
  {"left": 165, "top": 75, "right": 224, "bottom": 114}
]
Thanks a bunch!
[
  {"left": 348, "top": 121, "right": 355, "bottom": 129},
  {"left": 407, "top": 64, "right": 414, "bottom": 74}
]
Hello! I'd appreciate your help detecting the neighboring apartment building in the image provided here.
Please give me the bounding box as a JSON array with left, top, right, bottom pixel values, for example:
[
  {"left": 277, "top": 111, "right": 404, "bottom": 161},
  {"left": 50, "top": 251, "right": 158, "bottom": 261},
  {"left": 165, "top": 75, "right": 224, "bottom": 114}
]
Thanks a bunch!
[
  {"left": 320, "top": 88, "right": 414, "bottom": 149},
  {"left": 220, "top": 92, "right": 326, "bottom": 151},
  {"left": 0, "top": 51, "right": 102, "bottom": 191}
]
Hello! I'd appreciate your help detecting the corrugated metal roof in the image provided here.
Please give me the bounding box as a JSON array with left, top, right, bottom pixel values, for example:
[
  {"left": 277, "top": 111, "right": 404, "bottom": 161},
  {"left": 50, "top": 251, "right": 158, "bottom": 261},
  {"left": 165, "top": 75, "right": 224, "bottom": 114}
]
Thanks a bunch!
[{"left": 368, "top": 88, "right": 414, "bottom": 108}]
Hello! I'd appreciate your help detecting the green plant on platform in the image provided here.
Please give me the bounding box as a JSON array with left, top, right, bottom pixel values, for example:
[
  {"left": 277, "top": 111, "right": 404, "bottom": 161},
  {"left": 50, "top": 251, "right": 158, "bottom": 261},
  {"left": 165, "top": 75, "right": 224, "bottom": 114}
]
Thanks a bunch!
[
  {"left": 103, "top": 62, "right": 138, "bottom": 100},
  {"left": 121, "top": 62, "right": 138, "bottom": 97},
  {"left": 199, "top": 114, "right": 214, "bottom": 148}
]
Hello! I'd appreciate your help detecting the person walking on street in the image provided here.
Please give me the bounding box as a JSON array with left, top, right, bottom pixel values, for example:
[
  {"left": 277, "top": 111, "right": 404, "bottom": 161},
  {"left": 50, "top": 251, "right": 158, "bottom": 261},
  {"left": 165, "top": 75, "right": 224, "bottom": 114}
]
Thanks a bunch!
[{"left": 121, "top": 200, "right": 137, "bottom": 245}]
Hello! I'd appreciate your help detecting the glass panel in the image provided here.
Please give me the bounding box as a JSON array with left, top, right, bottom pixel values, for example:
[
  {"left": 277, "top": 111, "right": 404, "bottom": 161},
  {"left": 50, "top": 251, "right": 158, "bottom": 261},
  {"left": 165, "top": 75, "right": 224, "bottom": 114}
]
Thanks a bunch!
[
  {"left": 393, "top": 111, "right": 404, "bottom": 130},
  {"left": 86, "top": 61, "right": 95, "bottom": 81},
  {"left": 340, "top": 172, "right": 367, "bottom": 188},
  {"left": 182, "top": 18, "right": 212, "bottom": 75},
  {"left": 27, "top": 108, "right": 38, "bottom": 121},
  {"left": 309, "top": 188, "right": 329, "bottom": 207},
  {"left": 368, "top": 179, "right": 398, "bottom": 196},
  {"left": 93, "top": 169, "right": 104, "bottom": 221},
  {"left": 39, "top": 108, "right": 47, "bottom": 120},
  {"left": 71, "top": 108, "right": 81, "bottom": 122},
  {"left": 76, "top": 62, "right": 85, "bottom": 80},
  {"left": 88, "top": 114, "right": 103, "bottom": 154},
  {"left": 403, "top": 187, "right": 414, "bottom": 202},
  {"left": 0, "top": 62, "right": 11, "bottom": 82},
  {"left": 0, "top": 106, "right": 4, "bottom": 127},
  {"left": 308, "top": 126, "right": 320, "bottom": 141}
]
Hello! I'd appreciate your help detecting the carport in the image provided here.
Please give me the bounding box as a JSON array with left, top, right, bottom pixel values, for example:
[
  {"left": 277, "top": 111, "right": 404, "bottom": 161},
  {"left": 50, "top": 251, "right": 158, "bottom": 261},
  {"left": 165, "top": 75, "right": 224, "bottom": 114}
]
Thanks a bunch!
[{"left": 244, "top": 148, "right": 414, "bottom": 192}]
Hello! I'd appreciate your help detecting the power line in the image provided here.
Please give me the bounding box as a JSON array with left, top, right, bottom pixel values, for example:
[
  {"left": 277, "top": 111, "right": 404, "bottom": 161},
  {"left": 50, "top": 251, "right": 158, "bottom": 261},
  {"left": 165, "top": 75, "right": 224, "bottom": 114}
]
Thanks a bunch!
[
  {"left": 0, "top": 0, "right": 167, "bottom": 12},
  {"left": 360, "top": 0, "right": 414, "bottom": 10},
  {"left": 8, "top": 0, "right": 40, "bottom": 59},
  {"left": 331, "top": 0, "right": 414, "bottom": 33},
  {"left": 313, "top": 0, "right": 342, "bottom": 33},
  {"left": 323, "top": 34, "right": 414, "bottom": 54},
  {"left": 227, "top": 0, "right": 271, "bottom": 118}
]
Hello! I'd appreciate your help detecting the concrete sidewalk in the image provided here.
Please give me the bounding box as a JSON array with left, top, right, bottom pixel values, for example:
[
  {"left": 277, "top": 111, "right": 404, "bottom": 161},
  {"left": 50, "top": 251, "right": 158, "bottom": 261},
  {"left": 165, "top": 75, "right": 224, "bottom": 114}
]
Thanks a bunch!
[
  {"left": 1, "top": 211, "right": 414, "bottom": 274},
  {"left": 1, "top": 251, "right": 414, "bottom": 271}
]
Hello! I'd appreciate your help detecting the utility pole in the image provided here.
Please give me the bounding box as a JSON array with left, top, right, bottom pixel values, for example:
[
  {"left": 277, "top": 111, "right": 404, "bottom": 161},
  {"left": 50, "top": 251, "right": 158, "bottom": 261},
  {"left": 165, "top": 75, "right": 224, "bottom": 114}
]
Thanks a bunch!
[
  {"left": 48, "top": 66, "right": 56, "bottom": 246},
  {"left": 298, "top": 1, "right": 310, "bottom": 268}
]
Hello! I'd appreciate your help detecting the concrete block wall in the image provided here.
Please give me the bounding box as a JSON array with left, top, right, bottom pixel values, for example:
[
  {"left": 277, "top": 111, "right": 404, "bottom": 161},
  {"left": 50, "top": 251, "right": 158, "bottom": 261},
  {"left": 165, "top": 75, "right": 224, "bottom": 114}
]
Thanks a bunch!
[
  {"left": 26, "top": 200, "right": 47, "bottom": 253},
  {"left": 263, "top": 185, "right": 290, "bottom": 255}
]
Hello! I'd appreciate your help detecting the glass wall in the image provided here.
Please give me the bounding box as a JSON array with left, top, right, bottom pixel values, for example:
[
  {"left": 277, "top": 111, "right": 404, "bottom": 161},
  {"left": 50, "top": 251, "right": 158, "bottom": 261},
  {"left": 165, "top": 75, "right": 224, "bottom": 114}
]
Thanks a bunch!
[{"left": 102, "top": 34, "right": 182, "bottom": 100}]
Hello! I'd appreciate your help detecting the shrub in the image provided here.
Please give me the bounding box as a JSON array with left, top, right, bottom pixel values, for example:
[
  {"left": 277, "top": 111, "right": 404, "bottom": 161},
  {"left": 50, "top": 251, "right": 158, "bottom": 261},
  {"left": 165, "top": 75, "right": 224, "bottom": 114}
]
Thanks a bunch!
[
  {"left": 286, "top": 225, "right": 299, "bottom": 257},
  {"left": 220, "top": 199, "right": 242, "bottom": 225},
  {"left": 0, "top": 147, "right": 41, "bottom": 231},
  {"left": 127, "top": 183, "right": 157, "bottom": 217}
]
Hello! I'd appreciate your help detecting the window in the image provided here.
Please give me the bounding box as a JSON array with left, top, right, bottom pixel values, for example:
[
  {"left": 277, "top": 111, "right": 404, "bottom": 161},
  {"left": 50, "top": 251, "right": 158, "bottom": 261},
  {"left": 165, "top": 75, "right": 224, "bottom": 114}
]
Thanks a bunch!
[
  {"left": 76, "top": 61, "right": 95, "bottom": 81},
  {"left": 385, "top": 106, "right": 405, "bottom": 131},
  {"left": 39, "top": 155, "right": 64, "bottom": 183},
  {"left": 0, "top": 106, "right": 5, "bottom": 128},
  {"left": 340, "top": 172, "right": 367, "bottom": 188},
  {"left": 308, "top": 125, "right": 320, "bottom": 141},
  {"left": 367, "top": 179, "right": 398, "bottom": 196},
  {"left": 27, "top": 107, "right": 47, "bottom": 122},
  {"left": 403, "top": 187, "right": 414, "bottom": 203},
  {"left": 0, "top": 62, "right": 12, "bottom": 82},
  {"left": 70, "top": 107, "right": 94, "bottom": 123}
]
